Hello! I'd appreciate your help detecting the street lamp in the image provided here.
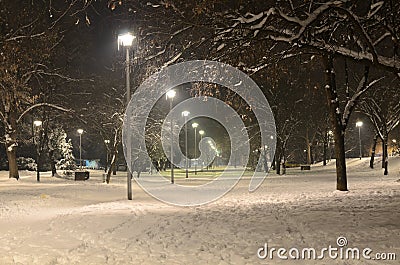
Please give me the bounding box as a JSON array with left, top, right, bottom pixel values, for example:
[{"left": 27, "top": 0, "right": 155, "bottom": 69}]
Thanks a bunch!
[
  {"left": 77, "top": 129, "right": 84, "bottom": 169},
  {"left": 182, "top": 111, "right": 190, "bottom": 178},
  {"left": 33, "top": 120, "right": 42, "bottom": 127},
  {"left": 118, "top": 32, "right": 135, "bottom": 200},
  {"left": 33, "top": 120, "right": 42, "bottom": 182},
  {"left": 392, "top": 139, "right": 397, "bottom": 156},
  {"left": 198, "top": 130, "right": 205, "bottom": 169},
  {"left": 192, "top": 122, "right": 199, "bottom": 175},
  {"left": 199, "top": 130, "right": 205, "bottom": 139},
  {"left": 166, "top": 89, "right": 176, "bottom": 184},
  {"left": 356, "top": 121, "right": 363, "bottom": 159}
]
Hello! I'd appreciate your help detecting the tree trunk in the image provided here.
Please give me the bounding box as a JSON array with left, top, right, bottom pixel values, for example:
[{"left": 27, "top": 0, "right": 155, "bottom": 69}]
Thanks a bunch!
[
  {"left": 276, "top": 159, "right": 281, "bottom": 175},
  {"left": 106, "top": 142, "right": 118, "bottom": 183},
  {"left": 113, "top": 153, "right": 117, "bottom": 175},
  {"left": 106, "top": 153, "right": 116, "bottom": 184},
  {"left": 306, "top": 129, "right": 312, "bottom": 164},
  {"left": 275, "top": 143, "right": 281, "bottom": 175},
  {"left": 334, "top": 129, "right": 348, "bottom": 190},
  {"left": 271, "top": 155, "right": 276, "bottom": 170},
  {"left": 48, "top": 150, "right": 56, "bottom": 176},
  {"left": 370, "top": 133, "right": 378, "bottom": 169},
  {"left": 36, "top": 152, "right": 40, "bottom": 182},
  {"left": 323, "top": 132, "right": 328, "bottom": 166},
  {"left": 51, "top": 161, "right": 57, "bottom": 176},
  {"left": 6, "top": 143, "right": 18, "bottom": 180},
  {"left": 323, "top": 55, "right": 348, "bottom": 191},
  {"left": 282, "top": 148, "right": 286, "bottom": 175},
  {"left": 5, "top": 109, "right": 19, "bottom": 180},
  {"left": 383, "top": 135, "right": 388, "bottom": 175}
]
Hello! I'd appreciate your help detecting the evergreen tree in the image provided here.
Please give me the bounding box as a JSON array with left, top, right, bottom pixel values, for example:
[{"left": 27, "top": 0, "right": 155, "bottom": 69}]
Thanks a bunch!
[{"left": 57, "top": 137, "right": 76, "bottom": 172}]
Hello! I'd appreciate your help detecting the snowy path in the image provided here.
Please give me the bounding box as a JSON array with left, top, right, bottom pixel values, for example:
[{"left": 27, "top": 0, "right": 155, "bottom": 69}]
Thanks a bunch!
[{"left": 0, "top": 160, "right": 399, "bottom": 264}]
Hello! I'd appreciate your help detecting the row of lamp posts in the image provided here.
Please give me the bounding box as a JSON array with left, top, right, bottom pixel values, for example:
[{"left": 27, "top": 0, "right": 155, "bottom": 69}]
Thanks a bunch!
[{"left": 165, "top": 89, "right": 211, "bottom": 182}]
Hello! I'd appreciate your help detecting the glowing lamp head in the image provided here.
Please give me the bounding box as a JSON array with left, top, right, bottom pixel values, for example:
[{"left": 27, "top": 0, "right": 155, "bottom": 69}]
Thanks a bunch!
[
  {"left": 77, "top": 129, "right": 84, "bottom": 134},
  {"left": 356, "top": 121, "right": 363, "bottom": 127},
  {"left": 104, "top": 139, "right": 110, "bottom": 144},
  {"left": 118, "top": 32, "right": 135, "bottom": 49},
  {"left": 33, "top": 120, "right": 42, "bottom": 127},
  {"left": 166, "top": 90, "right": 176, "bottom": 99},
  {"left": 199, "top": 130, "right": 205, "bottom": 135},
  {"left": 192, "top": 122, "right": 199, "bottom": 129},
  {"left": 182, "top": 111, "right": 190, "bottom": 117}
]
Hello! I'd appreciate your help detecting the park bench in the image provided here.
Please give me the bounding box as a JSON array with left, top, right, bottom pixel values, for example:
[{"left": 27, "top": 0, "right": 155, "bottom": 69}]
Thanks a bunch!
[
  {"left": 74, "top": 171, "right": 90, "bottom": 181},
  {"left": 300, "top": 165, "right": 311, "bottom": 170}
]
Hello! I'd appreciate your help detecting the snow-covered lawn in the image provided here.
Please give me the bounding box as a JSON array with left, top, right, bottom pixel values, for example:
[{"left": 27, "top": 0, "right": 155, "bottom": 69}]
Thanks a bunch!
[{"left": 0, "top": 158, "right": 399, "bottom": 264}]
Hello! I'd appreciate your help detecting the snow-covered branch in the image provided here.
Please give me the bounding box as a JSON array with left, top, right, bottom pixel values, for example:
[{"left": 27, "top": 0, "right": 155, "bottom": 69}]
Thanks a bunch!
[
  {"left": 224, "top": 0, "right": 399, "bottom": 73},
  {"left": 5, "top": 32, "right": 46, "bottom": 42},
  {"left": 17, "top": 103, "right": 72, "bottom": 124},
  {"left": 342, "top": 73, "right": 383, "bottom": 128}
]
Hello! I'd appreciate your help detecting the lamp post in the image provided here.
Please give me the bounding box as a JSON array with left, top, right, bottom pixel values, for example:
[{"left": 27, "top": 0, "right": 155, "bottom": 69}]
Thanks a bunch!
[
  {"left": 118, "top": 32, "right": 135, "bottom": 200},
  {"left": 392, "top": 139, "right": 397, "bottom": 156},
  {"left": 166, "top": 89, "right": 176, "bottom": 184},
  {"left": 77, "top": 129, "right": 83, "bottom": 169},
  {"left": 207, "top": 139, "right": 214, "bottom": 170},
  {"left": 328, "top": 130, "right": 333, "bottom": 161},
  {"left": 199, "top": 130, "right": 205, "bottom": 169},
  {"left": 356, "top": 121, "right": 363, "bottom": 159},
  {"left": 192, "top": 122, "right": 199, "bottom": 175},
  {"left": 182, "top": 111, "right": 190, "bottom": 178},
  {"left": 104, "top": 140, "right": 110, "bottom": 173},
  {"left": 33, "top": 120, "right": 42, "bottom": 182}
]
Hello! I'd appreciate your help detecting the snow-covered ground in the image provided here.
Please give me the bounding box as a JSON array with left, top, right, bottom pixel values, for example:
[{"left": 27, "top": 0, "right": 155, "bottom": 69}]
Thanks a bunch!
[{"left": 0, "top": 157, "right": 399, "bottom": 264}]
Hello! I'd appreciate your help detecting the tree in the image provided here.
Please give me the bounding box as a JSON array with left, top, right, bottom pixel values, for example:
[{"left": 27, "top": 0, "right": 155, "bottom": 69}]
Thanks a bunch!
[
  {"left": 212, "top": 0, "right": 399, "bottom": 190},
  {"left": 48, "top": 126, "right": 73, "bottom": 176},
  {"left": 0, "top": 1, "right": 92, "bottom": 179},
  {"left": 57, "top": 137, "right": 76, "bottom": 172},
  {"left": 93, "top": 1, "right": 398, "bottom": 189},
  {"left": 359, "top": 80, "right": 400, "bottom": 175}
]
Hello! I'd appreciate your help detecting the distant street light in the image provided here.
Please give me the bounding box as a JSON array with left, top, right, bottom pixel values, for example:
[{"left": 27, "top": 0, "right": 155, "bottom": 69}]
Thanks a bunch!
[
  {"left": 192, "top": 122, "right": 199, "bottom": 175},
  {"left": 167, "top": 90, "right": 176, "bottom": 184},
  {"left": 118, "top": 32, "right": 135, "bottom": 200},
  {"left": 199, "top": 130, "right": 205, "bottom": 140},
  {"left": 356, "top": 121, "right": 363, "bottom": 159},
  {"left": 33, "top": 120, "right": 42, "bottom": 182},
  {"left": 77, "top": 129, "right": 84, "bottom": 169},
  {"left": 182, "top": 111, "right": 190, "bottom": 178}
]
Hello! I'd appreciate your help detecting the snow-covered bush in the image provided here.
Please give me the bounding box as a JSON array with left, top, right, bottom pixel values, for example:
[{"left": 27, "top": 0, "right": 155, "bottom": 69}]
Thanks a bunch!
[{"left": 17, "top": 157, "right": 37, "bottom": 171}]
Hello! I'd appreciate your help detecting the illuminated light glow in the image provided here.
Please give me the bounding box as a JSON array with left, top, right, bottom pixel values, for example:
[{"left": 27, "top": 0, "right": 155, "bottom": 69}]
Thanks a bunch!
[
  {"left": 33, "top": 120, "right": 42, "bottom": 127},
  {"left": 166, "top": 90, "right": 176, "bottom": 99},
  {"left": 118, "top": 32, "right": 135, "bottom": 49}
]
